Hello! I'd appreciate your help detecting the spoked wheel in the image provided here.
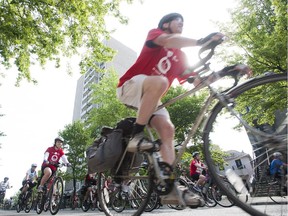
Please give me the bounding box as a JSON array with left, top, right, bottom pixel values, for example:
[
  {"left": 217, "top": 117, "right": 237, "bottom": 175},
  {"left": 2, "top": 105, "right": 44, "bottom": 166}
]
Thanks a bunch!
[
  {"left": 36, "top": 192, "right": 44, "bottom": 214},
  {"left": 204, "top": 187, "right": 217, "bottom": 207},
  {"left": 144, "top": 191, "right": 159, "bottom": 212},
  {"left": 203, "top": 73, "right": 287, "bottom": 216},
  {"left": 16, "top": 199, "right": 22, "bottom": 213},
  {"left": 97, "top": 153, "right": 155, "bottom": 216},
  {"left": 211, "top": 182, "right": 235, "bottom": 207},
  {"left": 111, "top": 189, "right": 126, "bottom": 213},
  {"left": 24, "top": 192, "right": 34, "bottom": 213},
  {"left": 49, "top": 177, "right": 64, "bottom": 215},
  {"left": 81, "top": 199, "right": 90, "bottom": 212}
]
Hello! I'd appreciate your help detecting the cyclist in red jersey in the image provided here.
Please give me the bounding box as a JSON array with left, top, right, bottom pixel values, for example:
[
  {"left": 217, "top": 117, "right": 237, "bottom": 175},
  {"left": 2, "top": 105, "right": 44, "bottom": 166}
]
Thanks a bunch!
[
  {"left": 37, "top": 137, "right": 70, "bottom": 192},
  {"left": 116, "top": 13, "right": 251, "bottom": 207}
]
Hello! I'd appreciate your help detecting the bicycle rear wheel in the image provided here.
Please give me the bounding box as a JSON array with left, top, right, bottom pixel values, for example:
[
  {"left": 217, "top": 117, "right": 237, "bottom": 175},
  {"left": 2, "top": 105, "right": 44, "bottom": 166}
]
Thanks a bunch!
[
  {"left": 97, "top": 153, "right": 154, "bottom": 216},
  {"left": 49, "top": 177, "right": 64, "bottom": 215},
  {"left": 203, "top": 73, "right": 287, "bottom": 216}
]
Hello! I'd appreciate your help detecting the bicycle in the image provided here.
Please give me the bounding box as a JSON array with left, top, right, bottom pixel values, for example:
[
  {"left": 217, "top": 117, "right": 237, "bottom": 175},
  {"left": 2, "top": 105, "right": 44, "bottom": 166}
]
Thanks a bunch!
[
  {"left": 35, "top": 163, "right": 65, "bottom": 215},
  {"left": 16, "top": 181, "right": 35, "bottom": 213},
  {"left": 81, "top": 185, "right": 98, "bottom": 212},
  {"left": 175, "top": 171, "right": 217, "bottom": 208},
  {"left": 97, "top": 35, "right": 287, "bottom": 216}
]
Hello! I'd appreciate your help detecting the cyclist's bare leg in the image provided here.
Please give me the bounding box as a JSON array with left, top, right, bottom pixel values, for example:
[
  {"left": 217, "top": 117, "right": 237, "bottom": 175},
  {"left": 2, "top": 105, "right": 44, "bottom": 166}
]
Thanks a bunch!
[
  {"left": 196, "top": 174, "right": 206, "bottom": 187},
  {"left": 21, "top": 184, "right": 29, "bottom": 195},
  {"left": 84, "top": 187, "right": 91, "bottom": 201},
  {"left": 39, "top": 167, "right": 52, "bottom": 188},
  {"left": 150, "top": 115, "right": 175, "bottom": 165},
  {"left": 136, "top": 76, "right": 169, "bottom": 125}
]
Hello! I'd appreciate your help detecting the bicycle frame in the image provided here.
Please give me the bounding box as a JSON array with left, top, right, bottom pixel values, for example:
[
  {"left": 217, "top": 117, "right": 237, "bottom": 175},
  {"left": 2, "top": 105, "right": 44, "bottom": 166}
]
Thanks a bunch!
[{"left": 145, "top": 48, "right": 275, "bottom": 180}]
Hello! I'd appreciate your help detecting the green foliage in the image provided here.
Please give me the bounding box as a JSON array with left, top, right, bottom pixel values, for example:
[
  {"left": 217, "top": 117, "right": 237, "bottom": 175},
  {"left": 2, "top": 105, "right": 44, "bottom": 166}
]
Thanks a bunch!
[
  {"left": 59, "top": 121, "right": 93, "bottom": 185},
  {"left": 0, "top": 0, "right": 134, "bottom": 85},
  {"left": 86, "top": 69, "right": 135, "bottom": 138},
  {"left": 218, "top": 0, "right": 287, "bottom": 74}
]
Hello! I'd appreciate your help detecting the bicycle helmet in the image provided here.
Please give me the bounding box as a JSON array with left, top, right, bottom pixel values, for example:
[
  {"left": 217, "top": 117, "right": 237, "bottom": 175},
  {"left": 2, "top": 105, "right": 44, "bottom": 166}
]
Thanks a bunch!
[
  {"left": 4, "top": 177, "right": 9, "bottom": 180},
  {"left": 273, "top": 152, "right": 282, "bottom": 158},
  {"left": 31, "top": 163, "right": 37, "bottom": 167},
  {"left": 54, "top": 137, "right": 64, "bottom": 143},
  {"left": 192, "top": 151, "right": 200, "bottom": 158},
  {"left": 158, "top": 13, "right": 183, "bottom": 30}
]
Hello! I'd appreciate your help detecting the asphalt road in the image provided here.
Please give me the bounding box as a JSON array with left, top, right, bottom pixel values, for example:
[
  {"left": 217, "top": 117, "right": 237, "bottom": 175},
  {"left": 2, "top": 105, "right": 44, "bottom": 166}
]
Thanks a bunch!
[{"left": 0, "top": 204, "right": 286, "bottom": 216}]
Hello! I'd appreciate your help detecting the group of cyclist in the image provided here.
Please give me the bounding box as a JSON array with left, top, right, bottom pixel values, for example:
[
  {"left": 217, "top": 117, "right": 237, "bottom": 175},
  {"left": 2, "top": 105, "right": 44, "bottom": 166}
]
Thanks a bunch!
[{"left": 1, "top": 11, "right": 285, "bottom": 213}]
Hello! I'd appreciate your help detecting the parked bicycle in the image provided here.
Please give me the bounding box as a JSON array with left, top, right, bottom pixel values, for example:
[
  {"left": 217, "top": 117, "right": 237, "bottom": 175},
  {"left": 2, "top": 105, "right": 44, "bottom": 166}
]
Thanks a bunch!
[
  {"left": 16, "top": 181, "right": 35, "bottom": 213},
  {"left": 96, "top": 35, "right": 287, "bottom": 216},
  {"left": 35, "top": 163, "right": 65, "bottom": 215}
]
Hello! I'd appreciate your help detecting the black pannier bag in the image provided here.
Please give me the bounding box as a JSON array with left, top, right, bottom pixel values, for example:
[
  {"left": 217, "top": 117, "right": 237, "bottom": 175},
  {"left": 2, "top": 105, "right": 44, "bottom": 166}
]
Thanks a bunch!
[{"left": 87, "top": 128, "right": 123, "bottom": 173}]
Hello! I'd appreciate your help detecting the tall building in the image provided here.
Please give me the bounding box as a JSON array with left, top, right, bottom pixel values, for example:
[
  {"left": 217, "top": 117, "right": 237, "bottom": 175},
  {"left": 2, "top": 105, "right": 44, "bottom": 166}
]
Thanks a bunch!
[{"left": 72, "top": 37, "right": 137, "bottom": 122}]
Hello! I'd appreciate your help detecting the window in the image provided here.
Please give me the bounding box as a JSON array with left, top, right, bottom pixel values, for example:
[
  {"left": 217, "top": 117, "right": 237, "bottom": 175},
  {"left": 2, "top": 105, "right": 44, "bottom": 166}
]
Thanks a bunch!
[{"left": 235, "top": 159, "right": 243, "bottom": 169}]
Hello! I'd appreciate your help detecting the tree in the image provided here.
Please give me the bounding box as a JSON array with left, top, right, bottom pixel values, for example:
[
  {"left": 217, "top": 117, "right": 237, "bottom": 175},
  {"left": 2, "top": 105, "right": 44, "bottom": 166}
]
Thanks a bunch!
[
  {"left": 59, "top": 120, "right": 93, "bottom": 202},
  {"left": 218, "top": 0, "right": 287, "bottom": 75},
  {"left": 216, "top": 0, "right": 287, "bottom": 127},
  {"left": 0, "top": 0, "right": 133, "bottom": 85},
  {"left": 86, "top": 69, "right": 136, "bottom": 138}
]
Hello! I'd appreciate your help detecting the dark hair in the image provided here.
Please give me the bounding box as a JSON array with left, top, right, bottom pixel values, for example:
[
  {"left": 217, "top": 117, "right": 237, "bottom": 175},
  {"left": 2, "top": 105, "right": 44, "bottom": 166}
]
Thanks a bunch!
[{"left": 158, "top": 13, "right": 183, "bottom": 30}]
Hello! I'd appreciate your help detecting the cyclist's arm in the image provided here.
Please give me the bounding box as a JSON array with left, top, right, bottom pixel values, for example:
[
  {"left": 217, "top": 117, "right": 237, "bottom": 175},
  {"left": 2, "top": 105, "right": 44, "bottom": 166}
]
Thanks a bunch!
[
  {"left": 153, "top": 33, "right": 198, "bottom": 49},
  {"left": 60, "top": 154, "right": 69, "bottom": 164},
  {"left": 43, "top": 152, "right": 49, "bottom": 163},
  {"left": 24, "top": 172, "right": 29, "bottom": 181}
]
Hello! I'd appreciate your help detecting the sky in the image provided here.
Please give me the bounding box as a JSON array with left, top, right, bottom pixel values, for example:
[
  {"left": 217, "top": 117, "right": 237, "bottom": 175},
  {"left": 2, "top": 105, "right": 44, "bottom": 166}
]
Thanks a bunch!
[{"left": 0, "top": 0, "right": 238, "bottom": 198}]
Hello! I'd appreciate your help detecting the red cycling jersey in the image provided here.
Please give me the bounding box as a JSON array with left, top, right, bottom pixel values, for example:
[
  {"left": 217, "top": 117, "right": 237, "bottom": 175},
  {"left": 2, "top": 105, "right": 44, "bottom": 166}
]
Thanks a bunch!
[
  {"left": 42, "top": 147, "right": 65, "bottom": 171},
  {"left": 117, "top": 28, "right": 196, "bottom": 88}
]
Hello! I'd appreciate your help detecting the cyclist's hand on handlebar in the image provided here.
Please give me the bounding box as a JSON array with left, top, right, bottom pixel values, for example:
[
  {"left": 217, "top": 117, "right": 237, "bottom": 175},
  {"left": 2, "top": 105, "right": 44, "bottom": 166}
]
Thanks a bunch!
[{"left": 197, "top": 32, "right": 225, "bottom": 47}]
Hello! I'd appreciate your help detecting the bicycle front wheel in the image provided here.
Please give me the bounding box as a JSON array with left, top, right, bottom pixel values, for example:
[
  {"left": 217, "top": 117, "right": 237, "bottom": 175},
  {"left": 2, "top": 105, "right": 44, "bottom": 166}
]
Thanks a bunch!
[
  {"left": 203, "top": 73, "right": 287, "bottom": 216},
  {"left": 49, "top": 177, "right": 64, "bottom": 215},
  {"left": 24, "top": 192, "right": 34, "bottom": 213}
]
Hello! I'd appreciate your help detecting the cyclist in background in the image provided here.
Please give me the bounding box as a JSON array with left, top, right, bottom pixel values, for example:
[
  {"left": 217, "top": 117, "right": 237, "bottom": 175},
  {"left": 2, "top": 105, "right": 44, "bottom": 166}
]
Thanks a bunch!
[
  {"left": 0, "top": 177, "right": 12, "bottom": 203},
  {"left": 190, "top": 152, "right": 207, "bottom": 192},
  {"left": 270, "top": 152, "right": 287, "bottom": 178},
  {"left": 37, "top": 137, "right": 70, "bottom": 192},
  {"left": 19, "top": 163, "right": 38, "bottom": 198},
  {"left": 116, "top": 12, "right": 252, "bottom": 207},
  {"left": 82, "top": 173, "right": 97, "bottom": 205}
]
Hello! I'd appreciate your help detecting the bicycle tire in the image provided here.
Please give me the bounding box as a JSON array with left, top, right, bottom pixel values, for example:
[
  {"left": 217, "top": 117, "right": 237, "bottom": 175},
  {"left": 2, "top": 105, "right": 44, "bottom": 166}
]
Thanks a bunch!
[
  {"left": 203, "top": 72, "right": 287, "bottom": 216},
  {"left": 24, "top": 192, "right": 34, "bottom": 213},
  {"left": 81, "top": 199, "right": 90, "bottom": 212},
  {"left": 205, "top": 187, "right": 217, "bottom": 207},
  {"left": 49, "top": 177, "right": 64, "bottom": 215},
  {"left": 144, "top": 191, "right": 160, "bottom": 212},
  {"left": 211, "top": 182, "right": 235, "bottom": 207},
  {"left": 268, "top": 178, "right": 287, "bottom": 204},
  {"left": 35, "top": 192, "right": 44, "bottom": 214},
  {"left": 97, "top": 153, "right": 154, "bottom": 216},
  {"left": 16, "top": 199, "right": 21, "bottom": 213}
]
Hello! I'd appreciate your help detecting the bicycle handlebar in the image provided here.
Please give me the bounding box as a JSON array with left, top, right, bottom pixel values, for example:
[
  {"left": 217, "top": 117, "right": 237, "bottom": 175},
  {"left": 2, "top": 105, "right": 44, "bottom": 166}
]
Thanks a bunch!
[{"left": 188, "top": 37, "right": 225, "bottom": 72}]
